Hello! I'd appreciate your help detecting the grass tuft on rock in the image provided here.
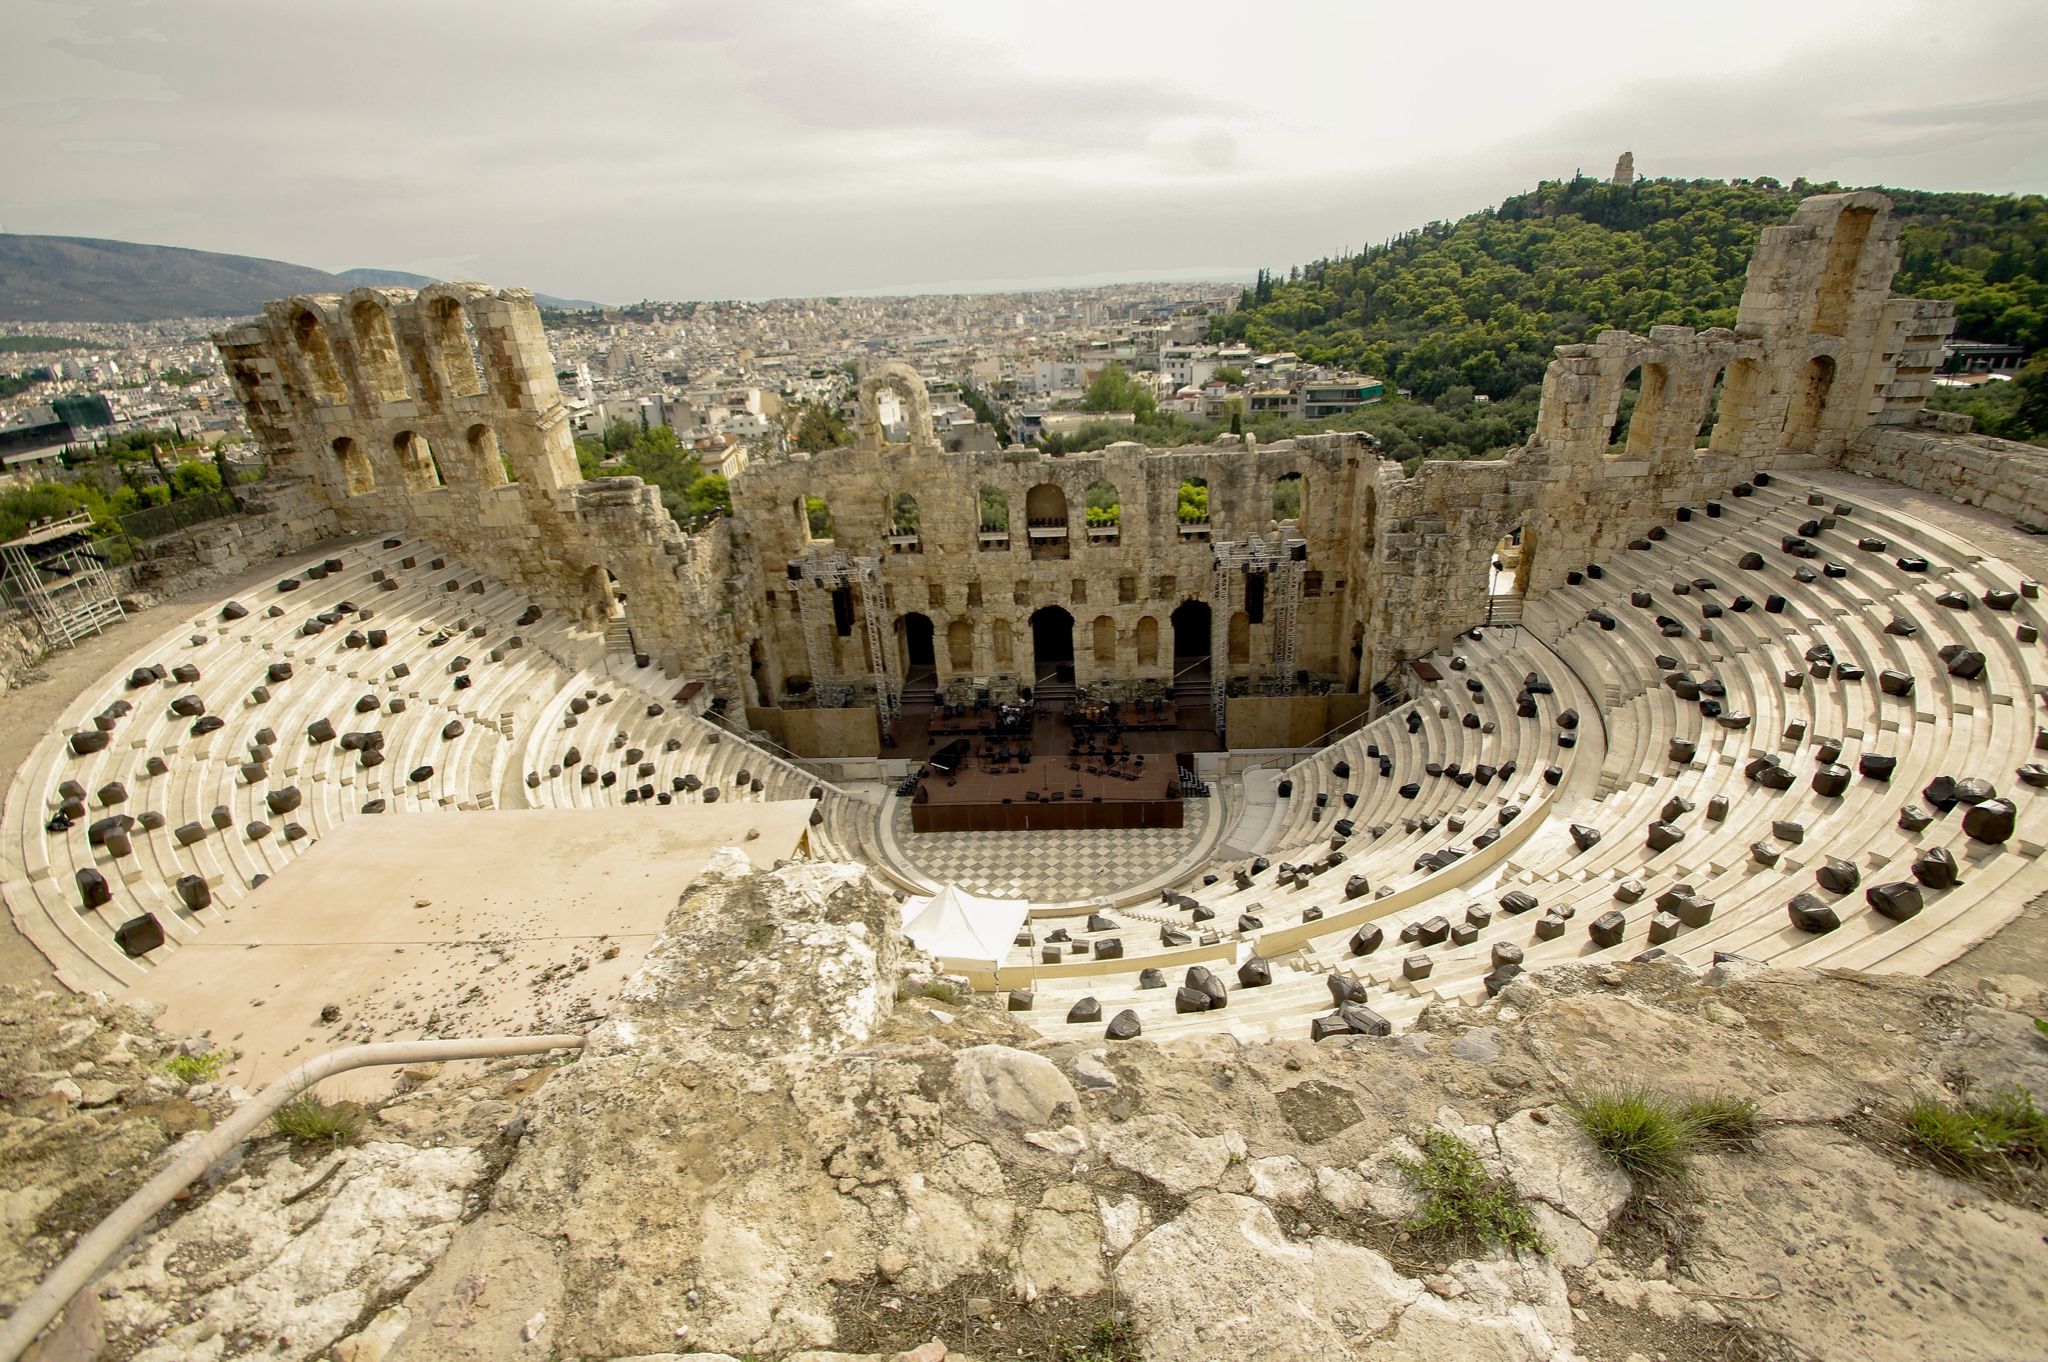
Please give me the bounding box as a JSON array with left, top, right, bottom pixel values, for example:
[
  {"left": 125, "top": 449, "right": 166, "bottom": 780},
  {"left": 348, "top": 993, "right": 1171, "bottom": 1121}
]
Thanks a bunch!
[
  {"left": 1681, "top": 1093, "right": 1761, "bottom": 1148},
  {"left": 272, "top": 1094, "right": 363, "bottom": 1144},
  {"left": 1057, "top": 1316, "right": 1140, "bottom": 1362},
  {"left": 1392, "top": 1128, "right": 1550, "bottom": 1253},
  {"left": 159, "top": 1050, "right": 227, "bottom": 1085},
  {"left": 1565, "top": 1083, "right": 1699, "bottom": 1181},
  {"left": 1906, "top": 1085, "right": 2048, "bottom": 1172}
]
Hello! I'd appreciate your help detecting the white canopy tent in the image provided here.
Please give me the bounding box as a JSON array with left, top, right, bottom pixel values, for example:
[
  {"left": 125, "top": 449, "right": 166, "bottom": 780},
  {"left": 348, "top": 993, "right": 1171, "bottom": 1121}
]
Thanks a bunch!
[{"left": 902, "top": 884, "right": 1030, "bottom": 979}]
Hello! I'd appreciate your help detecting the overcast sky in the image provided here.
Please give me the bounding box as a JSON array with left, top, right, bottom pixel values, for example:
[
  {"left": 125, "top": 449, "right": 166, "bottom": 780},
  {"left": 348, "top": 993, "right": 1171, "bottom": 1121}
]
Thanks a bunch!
[{"left": 5, "top": 0, "right": 2046, "bottom": 303}]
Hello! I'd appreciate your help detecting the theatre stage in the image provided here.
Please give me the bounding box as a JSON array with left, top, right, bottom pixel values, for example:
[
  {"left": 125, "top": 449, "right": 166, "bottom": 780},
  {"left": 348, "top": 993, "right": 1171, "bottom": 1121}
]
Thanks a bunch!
[{"left": 910, "top": 757, "right": 1183, "bottom": 832}]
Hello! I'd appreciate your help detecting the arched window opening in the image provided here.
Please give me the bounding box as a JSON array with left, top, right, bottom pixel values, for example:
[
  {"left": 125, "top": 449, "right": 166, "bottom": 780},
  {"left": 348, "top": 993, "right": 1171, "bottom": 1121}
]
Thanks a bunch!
[
  {"left": 1030, "top": 606, "right": 1075, "bottom": 685},
  {"left": 1170, "top": 600, "right": 1211, "bottom": 668},
  {"left": 1783, "top": 355, "right": 1836, "bottom": 452},
  {"left": 1026, "top": 483, "right": 1069, "bottom": 560},
  {"left": 1489, "top": 526, "right": 1527, "bottom": 599},
  {"left": 978, "top": 485, "right": 1010, "bottom": 550},
  {"left": 889, "top": 491, "right": 921, "bottom": 553},
  {"left": 1273, "top": 471, "right": 1304, "bottom": 523},
  {"left": 1813, "top": 207, "right": 1877, "bottom": 337},
  {"left": 332, "top": 436, "right": 374, "bottom": 496},
  {"left": 468, "top": 423, "right": 511, "bottom": 486},
  {"left": 1608, "top": 364, "right": 1667, "bottom": 457},
  {"left": 1177, "top": 477, "right": 1210, "bottom": 539},
  {"left": 1085, "top": 479, "right": 1120, "bottom": 544},
  {"left": 947, "top": 618, "right": 974, "bottom": 671},
  {"left": 393, "top": 431, "right": 445, "bottom": 492},
  {"left": 291, "top": 310, "right": 346, "bottom": 404},
  {"left": 1092, "top": 615, "right": 1117, "bottom": 666},
  {"left": 899, "top": 612, "right": 936, "bottom": 682},
  {"left": 1607, "top": 366, "right": 1642, "bottom": 449},
  {"left": 428, "top": 297, "right": 488, "bottom": 398},
  {"left": 1136, "top": 615, "right": 1160, "bottom": 666},
  {"left": 804, "top": 495, "right": 834, "bottom": 541},
  {"left": 1706, "top": 359, "right": 1761, "bottom": 453},
  {"left": 1227, "top": 610, "right": 1251, "bottom": 665},
  {"left": 349, "top": 300, "right": 410, "bottom": 403},
  {"left": 582, "top": 565, "right": 623, "bottom": 622}
]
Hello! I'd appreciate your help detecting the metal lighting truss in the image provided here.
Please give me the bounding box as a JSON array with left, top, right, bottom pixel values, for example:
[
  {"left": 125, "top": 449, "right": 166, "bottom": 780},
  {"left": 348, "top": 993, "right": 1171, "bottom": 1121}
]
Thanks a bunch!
[
  {"left": 0, "top": 508, "right": 125, "bottom": 649},
  {"left": 1209, "top": 532, "right": 1308, "bottom": 733},
  {"left": 789, "top": 549, "right": 899, "bottom": 733}
]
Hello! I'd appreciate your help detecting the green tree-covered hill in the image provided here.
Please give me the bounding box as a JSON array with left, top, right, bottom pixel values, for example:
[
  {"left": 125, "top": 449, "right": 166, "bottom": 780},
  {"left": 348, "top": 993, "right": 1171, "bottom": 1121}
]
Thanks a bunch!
[{"left": 1213, "top": 175, "right": 2048, "bottom": 405}]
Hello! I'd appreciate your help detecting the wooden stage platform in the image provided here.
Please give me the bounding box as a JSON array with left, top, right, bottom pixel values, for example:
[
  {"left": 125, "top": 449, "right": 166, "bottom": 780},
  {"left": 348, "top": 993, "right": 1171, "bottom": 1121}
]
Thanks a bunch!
[{"left": 909, "top": 757, "right": 1184, "bottom": 831}]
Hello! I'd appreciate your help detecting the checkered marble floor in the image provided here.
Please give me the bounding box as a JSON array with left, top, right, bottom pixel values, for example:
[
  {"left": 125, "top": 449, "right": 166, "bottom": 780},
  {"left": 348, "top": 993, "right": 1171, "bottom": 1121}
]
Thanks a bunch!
[{"left": 888, "top": 799, "right": 1209, "bottom": 902}]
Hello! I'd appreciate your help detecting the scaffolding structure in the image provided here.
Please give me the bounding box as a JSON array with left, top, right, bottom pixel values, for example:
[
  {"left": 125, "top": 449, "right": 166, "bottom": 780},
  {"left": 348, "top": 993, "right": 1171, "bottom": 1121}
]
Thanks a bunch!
[
  {"left": 1209, "top": 532, "right": 1308, "bottom": 735},
  {"left": 1, "top": 509, "right": 124, "bottom": 649},
  {"left": 788, "top": 549, "right": 899, "bottom": 736}
]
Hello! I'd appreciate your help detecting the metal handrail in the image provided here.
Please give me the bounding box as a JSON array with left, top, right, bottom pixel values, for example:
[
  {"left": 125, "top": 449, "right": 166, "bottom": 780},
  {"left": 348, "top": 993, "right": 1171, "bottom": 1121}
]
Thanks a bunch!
[
  {"left": 697, "top": 706, "right": 849, "bottom": 793},
  {"left": 0, "top": 1033, "right": 586, "bottom": 1362}
]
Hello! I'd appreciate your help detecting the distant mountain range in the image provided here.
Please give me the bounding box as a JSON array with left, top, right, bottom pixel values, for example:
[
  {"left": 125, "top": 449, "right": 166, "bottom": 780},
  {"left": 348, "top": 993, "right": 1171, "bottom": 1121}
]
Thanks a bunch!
[{"left": 0, "top": 235, "right": 604, "bottom": 322}]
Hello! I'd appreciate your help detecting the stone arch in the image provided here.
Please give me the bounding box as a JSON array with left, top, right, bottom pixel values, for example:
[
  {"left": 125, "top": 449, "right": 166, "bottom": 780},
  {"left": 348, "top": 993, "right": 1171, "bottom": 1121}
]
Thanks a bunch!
[
  {"left": 1704, "top": 358, "right": 1762, "bottom": 453},
  {"left": 1030, "top": 606, "right": 1075, "bottom": 685},
  {"left": 1783, "top": 355, "right": 1837, "bottom": 453},
  {"left": 890, "top": 490, "right": 921, "bottom": 535},
  {"left": 802, "top": 494, "right": 834, "bottom": 541},
  {"left": 582, "top": 564, "right": 623, "bottom": 622},
  {"left": 1136, "top": 615, "right": 1159, "bottom": 667},
  {"left": 290, "top": 308, "right": 347, "bottom": 405},
  {"left": 974, "top": 483, "right": 1007, "bottom": 548},
  {"left": 332, "top": 436, "right": 374, "bottom": 496},
  {"left": 425, "top": 294, "right": 488, "bottom": 398},
  {"left": 947, "top": 618, "right": 975, "bottom": 670},
  {"left": 1092, "top": 615, "right": 1117, "bottom": 666},
  {"left": 1171, "top": 600, "right": 1211, "bottom": 663},
  {"left": 1609, "top": 362, "right": 1668, "bottom": 457},
  {"left": 1085, "top": 478, "right": 1120, "bottom": 528},
  {"left": 1227, "top": 610, "right": 1251, "bottom": 665},
  {"left": 1812, "top": 206, "right": 1878, "bottom": 337},
  {"left": 348, "top": 298, "right": 410, "bottom": 403},
  {"left": 393, "top": 431, "right": 446, "bottom": 492},
  {"left": 1273, "top": 470, "right": 1305, "bottom": 522},
  {"left": 1027, "top": 483, "right": 1070, "bottom": 560},
  {"left": 899, "top": 612, "right": 936, "bottom": 673},
  {"left": 467, "top": 423, "right": 510, "bottom": 486},
  {"left": 856, "top": 361, "right": 937, "bottom": 451}
]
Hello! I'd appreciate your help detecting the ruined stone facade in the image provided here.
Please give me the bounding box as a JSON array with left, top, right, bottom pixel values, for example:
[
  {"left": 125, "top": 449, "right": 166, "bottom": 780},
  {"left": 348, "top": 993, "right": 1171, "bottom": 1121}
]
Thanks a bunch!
[
  {"left": 215, "top": 285, "right": 733, "bottom": 695},
  {"left": 217, "top": 191, "right": 1985, "bottom": 745}
]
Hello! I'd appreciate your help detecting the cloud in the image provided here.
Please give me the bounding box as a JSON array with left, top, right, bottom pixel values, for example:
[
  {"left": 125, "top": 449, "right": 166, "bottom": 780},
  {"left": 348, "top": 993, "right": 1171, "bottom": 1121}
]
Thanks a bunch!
[
  {"left": 0, "top": 0, "right": 2040, "bottom": 303},
  {"left": 639, "top": 0, "right": 1240, "bottom": 146}
]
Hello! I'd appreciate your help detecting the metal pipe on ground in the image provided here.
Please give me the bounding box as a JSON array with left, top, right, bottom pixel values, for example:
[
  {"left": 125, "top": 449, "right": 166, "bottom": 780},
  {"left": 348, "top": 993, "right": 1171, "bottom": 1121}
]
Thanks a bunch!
[{"left": 0, "top": 1033, "right": 587, "bottom": 1362}]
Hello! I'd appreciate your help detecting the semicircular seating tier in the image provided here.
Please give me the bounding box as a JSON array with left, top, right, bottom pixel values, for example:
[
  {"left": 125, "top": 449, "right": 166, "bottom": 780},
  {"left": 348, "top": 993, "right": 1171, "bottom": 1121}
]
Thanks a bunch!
[
  {"left": 1012, "top": 474, "right": 2048, "bottom": 1046},
  {"left": 0, "top": 535, "right": 875, "bottom": 993}
]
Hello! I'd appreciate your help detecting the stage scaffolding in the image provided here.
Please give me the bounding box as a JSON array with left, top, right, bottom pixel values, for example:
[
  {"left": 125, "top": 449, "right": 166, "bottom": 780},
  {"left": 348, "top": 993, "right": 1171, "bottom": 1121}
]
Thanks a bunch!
[
  {"left": 1, "top": 509, "right": 125, "bottom": 649},
  {"left": 788, "top": 549, "right": 900, "bottom": 737},
  {"left": 1209, "top": 532, "right": 1308, "bottom": 736}
]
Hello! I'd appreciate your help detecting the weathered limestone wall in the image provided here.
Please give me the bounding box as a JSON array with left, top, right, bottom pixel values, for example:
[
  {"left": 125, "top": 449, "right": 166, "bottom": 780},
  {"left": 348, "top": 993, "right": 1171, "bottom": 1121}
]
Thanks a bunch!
[
  {"left": 726, "top": 426, "right": 1370, "bottom": 704},
  {"left": 1353, "top": 191, "right": 1943, "bottom": 670},
  {"left": 213, "top": 286, "right": 736, "bottom": 693},
  {"left": 207, "top": 191, "right": 1950, "bottom": 736},
  {"left": 1844, "top": 422, "right": 2048, "bottom": 524},
  {"left": 749, "top": 704, "right": 884, "bottom": 758}
]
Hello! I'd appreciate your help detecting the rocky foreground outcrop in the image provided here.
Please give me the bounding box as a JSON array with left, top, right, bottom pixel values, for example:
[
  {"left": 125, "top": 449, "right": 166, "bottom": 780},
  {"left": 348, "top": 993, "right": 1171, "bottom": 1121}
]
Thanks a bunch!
[{"left": 3, "top": 854, "right": 2047, "bottom": 1361}]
